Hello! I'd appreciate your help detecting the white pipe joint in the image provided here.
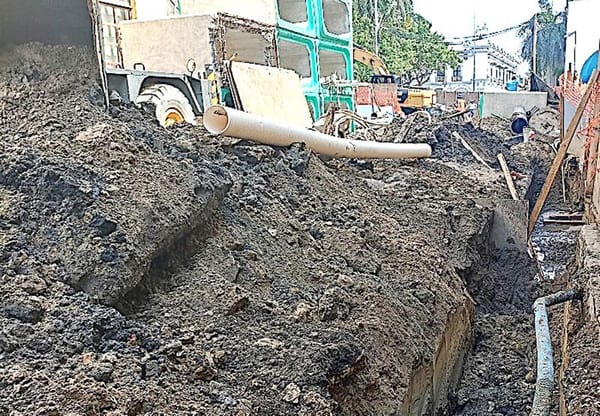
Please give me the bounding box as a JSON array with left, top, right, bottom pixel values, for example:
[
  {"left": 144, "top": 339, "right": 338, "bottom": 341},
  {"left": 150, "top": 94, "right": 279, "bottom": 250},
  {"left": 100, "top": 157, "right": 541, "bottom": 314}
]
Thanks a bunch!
[{"left": 203, "top": 105, "right": 432, "bottom": 160}]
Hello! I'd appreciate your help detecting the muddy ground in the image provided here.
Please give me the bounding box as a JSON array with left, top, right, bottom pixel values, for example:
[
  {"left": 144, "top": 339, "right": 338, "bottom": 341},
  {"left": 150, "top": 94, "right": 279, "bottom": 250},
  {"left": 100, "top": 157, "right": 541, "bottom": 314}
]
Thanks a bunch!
[{"left": 0, "top": 42, "right": 586, "bottom": 416}]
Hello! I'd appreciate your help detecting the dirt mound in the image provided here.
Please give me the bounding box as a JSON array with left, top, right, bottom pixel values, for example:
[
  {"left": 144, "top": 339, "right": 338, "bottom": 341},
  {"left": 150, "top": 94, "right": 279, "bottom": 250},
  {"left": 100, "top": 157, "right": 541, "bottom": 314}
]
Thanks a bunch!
[
  {"left": 0, "top": 43, "right": 554, "bottom": 416},
  {"left": 0, "top": 43, "right": 230, "bottom": 305}
]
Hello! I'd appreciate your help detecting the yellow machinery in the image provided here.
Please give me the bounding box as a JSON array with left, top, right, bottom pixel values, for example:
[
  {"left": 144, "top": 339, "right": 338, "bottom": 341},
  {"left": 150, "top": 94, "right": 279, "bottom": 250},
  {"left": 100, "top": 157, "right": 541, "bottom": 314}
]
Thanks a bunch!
[{"left": 353, "top": 46, "right": 437, "bottom": 113}]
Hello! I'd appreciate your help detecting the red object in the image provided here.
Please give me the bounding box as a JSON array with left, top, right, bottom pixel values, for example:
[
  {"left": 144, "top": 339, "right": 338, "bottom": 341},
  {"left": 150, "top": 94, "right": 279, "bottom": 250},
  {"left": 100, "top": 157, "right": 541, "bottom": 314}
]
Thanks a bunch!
[{"left": 355, "top": 84, "right": 401, "bottom": 114}]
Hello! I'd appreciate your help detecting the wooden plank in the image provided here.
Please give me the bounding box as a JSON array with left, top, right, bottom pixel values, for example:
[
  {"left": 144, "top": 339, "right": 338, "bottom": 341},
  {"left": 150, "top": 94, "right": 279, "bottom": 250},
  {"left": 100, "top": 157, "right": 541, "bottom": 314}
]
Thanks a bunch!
[
  {"left": 585, "top": 45, "right": 600, "bottom": 200},
  {"left": 497, "top": 153, "right": 519, "bottom": 200},
  {"left": 528, "top": 69, "right": 599, "bottom": 237},
  {"left": 229, "top": 61, "right": 313, "bottom": 128},
  {"left": 542, "top": 219, "right": 585, "bottom": 225},
  {"left": 559, "top": 90, "right": 565, "bottom": 142},
  {"left": 452, "top": 132, "right": 493, "bottom": 169}
]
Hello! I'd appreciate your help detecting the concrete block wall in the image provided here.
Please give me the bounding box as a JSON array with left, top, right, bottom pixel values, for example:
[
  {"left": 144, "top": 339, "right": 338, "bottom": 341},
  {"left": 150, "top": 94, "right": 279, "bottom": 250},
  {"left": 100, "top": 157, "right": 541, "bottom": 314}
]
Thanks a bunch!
[
  {"left": 276, "top": 0, "right": 318, "bottom": 37},
  {"left": 277, "top": 29, "right": 319, "bottom": 93},
  {"left": 275, "top": 0, "right": 353, "bottom": 44},
  {"left": 119, "top": 14, "right": 277, "bottom": 74},
  {"left": 479, "top": 91, "right": 548, "bottom": 119},
  {"left": 274, "top": 0, "right": 354, "bottom": 118}
]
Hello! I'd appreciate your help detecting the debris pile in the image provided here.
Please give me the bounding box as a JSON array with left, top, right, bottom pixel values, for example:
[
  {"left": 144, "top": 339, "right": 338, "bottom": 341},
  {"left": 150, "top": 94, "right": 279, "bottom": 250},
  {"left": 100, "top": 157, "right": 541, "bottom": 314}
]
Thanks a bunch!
[{"left": 0, "top": 42, "right": 582, "bottom": 416}]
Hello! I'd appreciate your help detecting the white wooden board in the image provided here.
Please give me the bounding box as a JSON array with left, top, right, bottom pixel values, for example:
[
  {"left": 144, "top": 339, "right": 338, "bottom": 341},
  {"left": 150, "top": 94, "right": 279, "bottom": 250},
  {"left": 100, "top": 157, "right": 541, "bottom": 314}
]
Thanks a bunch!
[{"left": 230, "top": 62, "right": 313, "bottom": 128}]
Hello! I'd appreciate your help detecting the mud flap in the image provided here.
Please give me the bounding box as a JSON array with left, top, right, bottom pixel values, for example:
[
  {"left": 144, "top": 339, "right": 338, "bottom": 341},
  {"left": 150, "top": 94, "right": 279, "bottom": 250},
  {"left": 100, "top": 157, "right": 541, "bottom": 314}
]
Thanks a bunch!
[{"left": 475, "top": 199, "right": 529, "bottom": 252}]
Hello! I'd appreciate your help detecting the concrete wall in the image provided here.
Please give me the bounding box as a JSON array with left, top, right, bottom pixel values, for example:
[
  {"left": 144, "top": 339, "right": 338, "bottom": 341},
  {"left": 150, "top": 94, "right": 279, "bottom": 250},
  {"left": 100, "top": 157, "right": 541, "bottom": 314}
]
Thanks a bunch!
[
  {"left": 119, "top": 14, "right": 277, "bottom": 74},
  {"left": 119, "top": 14, "right": 215, "bottom": 74},
  {"left": 564, "top": 100, "right": 589, "bottom": 159},
  {"left": 480, "top": 91, "right": 548, "bottom": 118},
  {"left": 576, "top": 225, "right": 600, "bottom": 333},
  {"left": 178, "top": 0, "right": 277, "bottom": 25}
]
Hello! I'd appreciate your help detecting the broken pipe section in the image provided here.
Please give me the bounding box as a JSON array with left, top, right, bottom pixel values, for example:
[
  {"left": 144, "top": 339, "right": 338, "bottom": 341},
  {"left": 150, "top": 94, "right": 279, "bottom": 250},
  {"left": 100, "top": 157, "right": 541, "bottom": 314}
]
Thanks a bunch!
[
  {"left": 203, "top": 105, "right": 432, "bottom": 159},
  {"left": 532, "top": 289, "right": 582, "bottom": 416}
]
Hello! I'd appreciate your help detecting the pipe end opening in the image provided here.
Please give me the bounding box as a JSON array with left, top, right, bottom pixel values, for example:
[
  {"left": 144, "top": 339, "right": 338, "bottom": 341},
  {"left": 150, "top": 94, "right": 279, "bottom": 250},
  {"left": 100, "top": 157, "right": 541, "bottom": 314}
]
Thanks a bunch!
[{"left": 203, "top": 105, "right": 230, "bottom": 135}]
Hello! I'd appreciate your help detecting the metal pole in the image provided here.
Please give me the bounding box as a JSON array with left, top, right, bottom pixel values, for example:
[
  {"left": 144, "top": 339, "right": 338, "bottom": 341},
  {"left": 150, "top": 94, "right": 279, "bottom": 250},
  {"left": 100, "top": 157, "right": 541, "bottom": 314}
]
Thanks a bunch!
[
  {"left": 373, "top": 0, "right": 380, "bottom": 55},
  {"left": 472, "top": 45, "right": 476, "bottom": 91},
  {"left": 532, "top": 14, "right": 538, "bottom": 74}
]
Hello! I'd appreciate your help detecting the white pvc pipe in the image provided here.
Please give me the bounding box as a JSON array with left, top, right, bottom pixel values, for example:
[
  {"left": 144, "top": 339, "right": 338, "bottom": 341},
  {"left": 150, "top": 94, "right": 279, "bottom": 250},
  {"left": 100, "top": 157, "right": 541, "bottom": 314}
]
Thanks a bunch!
[{"left": 203, "top": 105, "right": 432, "bottom": 159}]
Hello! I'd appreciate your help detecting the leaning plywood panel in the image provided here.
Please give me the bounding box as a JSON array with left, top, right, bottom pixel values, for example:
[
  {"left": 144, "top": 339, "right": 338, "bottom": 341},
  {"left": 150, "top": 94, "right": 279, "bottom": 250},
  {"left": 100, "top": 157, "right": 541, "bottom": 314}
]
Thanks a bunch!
[
  {"left": 119, "top": 14, "right": 215, "bottom": 74},
  {"left": 178, "top": 0, "right": 277, "bottom": 25},
  {"left": 230, "top": 62, "right": 313, "bottom": 128}
]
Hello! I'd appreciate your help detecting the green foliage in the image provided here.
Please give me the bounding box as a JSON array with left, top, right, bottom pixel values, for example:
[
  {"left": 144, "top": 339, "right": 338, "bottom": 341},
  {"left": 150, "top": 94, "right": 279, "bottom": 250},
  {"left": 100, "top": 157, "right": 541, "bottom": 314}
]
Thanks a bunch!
[
  {"left": 519, "top": 0, "right": 566, "bottom": 83},
  {"left": 353, "top": 0, "right": 459, "bottom": 85}
]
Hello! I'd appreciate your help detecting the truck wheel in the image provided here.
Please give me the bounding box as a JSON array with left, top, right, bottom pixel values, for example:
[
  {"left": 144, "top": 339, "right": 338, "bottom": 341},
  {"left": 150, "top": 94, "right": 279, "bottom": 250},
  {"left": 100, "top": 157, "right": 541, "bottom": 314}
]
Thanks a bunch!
[{"left": 136, "top": 84, "right": 196, "bottom": 127}]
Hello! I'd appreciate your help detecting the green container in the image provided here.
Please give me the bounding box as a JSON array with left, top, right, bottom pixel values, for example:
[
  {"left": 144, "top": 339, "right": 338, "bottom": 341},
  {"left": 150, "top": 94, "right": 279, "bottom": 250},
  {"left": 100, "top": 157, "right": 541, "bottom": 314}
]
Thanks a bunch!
[
  {"left": 276, "top": 0, "right": 318, "bottom": 38},
  {"left": 277, "top": 29, "right": 320, "bottom": 94},
  {"left": 305, "top": 94, "right": 321, "bottom": 120},
  {"left": 315, "top": 0, "right": 352, "bottom": 45},
  {"left": 317, "top": 40, "right": 353, "bottom": 81}
]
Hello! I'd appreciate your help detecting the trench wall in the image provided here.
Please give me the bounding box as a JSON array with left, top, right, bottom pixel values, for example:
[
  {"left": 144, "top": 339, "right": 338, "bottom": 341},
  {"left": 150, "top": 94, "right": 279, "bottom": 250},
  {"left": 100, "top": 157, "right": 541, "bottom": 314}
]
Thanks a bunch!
[
  {"left": 558, "top": 225, "right": 600, "bottom": 415},
  {"left": 400, "top": 301, "right": 474, "bottom": 415}
]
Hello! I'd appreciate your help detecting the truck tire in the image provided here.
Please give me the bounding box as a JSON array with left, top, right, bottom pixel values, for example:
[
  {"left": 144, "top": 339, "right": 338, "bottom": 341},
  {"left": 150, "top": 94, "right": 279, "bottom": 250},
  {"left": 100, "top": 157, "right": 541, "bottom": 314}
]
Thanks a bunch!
[{"left": 136, "top": 84, "right": 196, "bottom": 127}]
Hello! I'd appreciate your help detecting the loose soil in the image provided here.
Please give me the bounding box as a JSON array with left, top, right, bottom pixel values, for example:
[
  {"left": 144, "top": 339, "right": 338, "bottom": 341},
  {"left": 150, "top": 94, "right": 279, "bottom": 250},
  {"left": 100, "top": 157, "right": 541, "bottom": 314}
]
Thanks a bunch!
[{"left": 0, "top": 42, "right": 586, "bottom": 416}]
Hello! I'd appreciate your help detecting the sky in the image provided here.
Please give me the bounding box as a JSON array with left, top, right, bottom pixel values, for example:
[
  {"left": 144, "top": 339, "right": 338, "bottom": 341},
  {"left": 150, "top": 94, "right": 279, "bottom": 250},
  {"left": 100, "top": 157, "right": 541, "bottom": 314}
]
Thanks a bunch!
[{"left": 413, "top": 0, "right": 568, "bottom": 58}]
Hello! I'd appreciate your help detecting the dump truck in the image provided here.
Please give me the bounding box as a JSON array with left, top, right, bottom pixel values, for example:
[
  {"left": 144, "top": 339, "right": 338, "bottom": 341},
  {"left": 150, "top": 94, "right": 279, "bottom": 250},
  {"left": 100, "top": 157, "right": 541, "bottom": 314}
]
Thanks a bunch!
[
  {"left": 116, "top": 12, "right": 279, "bottom": 119},
  {"left": 0, "top": 0, "right": 217, "bottom": 127}
]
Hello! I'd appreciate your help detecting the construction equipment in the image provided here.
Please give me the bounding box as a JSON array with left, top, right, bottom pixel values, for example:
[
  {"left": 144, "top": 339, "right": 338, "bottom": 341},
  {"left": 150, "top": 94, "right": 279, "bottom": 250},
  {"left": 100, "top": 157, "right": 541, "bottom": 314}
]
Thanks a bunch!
[
  {"left": 0, "top": 0, "right": 216, "bottom": 127},
  {"left": 353, "top": 46, "right": 390, "bottom": 76},
  {"left": 353, "top": 45, "right": 437, "bottom": 114},
  {"left": 1, "top": 1, "right": 289, "bottom": 128}
]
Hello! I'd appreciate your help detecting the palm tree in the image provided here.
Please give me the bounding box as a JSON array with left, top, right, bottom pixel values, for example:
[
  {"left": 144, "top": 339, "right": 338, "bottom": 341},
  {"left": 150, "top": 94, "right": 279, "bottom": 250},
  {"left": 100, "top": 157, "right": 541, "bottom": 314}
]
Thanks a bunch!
[{"left": 519, "top": 1, "right": 566, "bottom": 85}]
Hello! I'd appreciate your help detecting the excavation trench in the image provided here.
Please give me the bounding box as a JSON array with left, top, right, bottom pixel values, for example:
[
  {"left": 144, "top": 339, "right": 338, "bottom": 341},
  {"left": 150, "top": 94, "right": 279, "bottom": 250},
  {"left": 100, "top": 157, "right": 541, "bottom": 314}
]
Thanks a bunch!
[
  {"left": 99, "top": 137, "right": 546, "bottom": 416},
  {"left": 110, "top": 191, "right": 538, "bottom": 415},
  {"left": 0, "top": 41, "right": 565, "bottom": 415}
]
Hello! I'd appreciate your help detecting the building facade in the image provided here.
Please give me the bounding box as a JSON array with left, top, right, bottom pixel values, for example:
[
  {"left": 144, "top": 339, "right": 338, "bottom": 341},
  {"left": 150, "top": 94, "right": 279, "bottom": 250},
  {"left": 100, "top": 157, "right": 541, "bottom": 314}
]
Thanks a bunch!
[{"left": 426, "top": 42, "right": 521, "bottom": 92}]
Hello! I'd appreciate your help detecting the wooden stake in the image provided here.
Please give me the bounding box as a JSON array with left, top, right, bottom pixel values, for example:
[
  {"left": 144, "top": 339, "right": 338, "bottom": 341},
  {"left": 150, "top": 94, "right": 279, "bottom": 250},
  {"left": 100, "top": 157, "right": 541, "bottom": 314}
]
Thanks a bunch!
[
  {"left": 498, "top": 153, "right": 519, "bottom": 200},
  {"left": 559, "top": 89, "right": 567, "bottom": 203},
  {"left": 528, "top": 70, "right": 600, "bottom": 237},
  {"left": 452, "top": 132, "right": 493, "bottom": 170}
]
